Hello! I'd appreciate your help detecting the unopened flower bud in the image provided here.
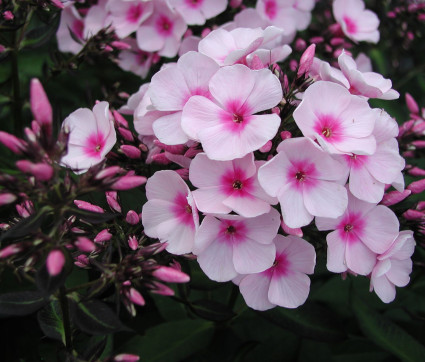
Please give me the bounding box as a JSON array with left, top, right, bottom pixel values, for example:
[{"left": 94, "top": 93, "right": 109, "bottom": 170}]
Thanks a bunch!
[
  {"left": 128, "top": 235, "right": 139, "bottom": 250},
  {"left": 120, "top": 145, "right": 141, "bottom": 159},
  {"left": 280, "top": 131, "right": 292, "bottom": 140},
  {"left": 3, "top": 11, "right": 13, "bottom": 21},
  {"left": 408, "top": 167, "right": 425, "bottom": 176},
  {"left": 110, "top": 41, "right": 132, "bottom": 50},
  {"left": 0, "top": 193, "right": 16, "bottom": 206},
  {"left": 152, "top": 266, "right": 190, "bottom": 283},
  {"left": 118, "top": 127, "right": 134, "bottom": 142},
  {"left": 380, "top": 190, "right": 411, "bottom": 206},
  {"left": 75, "top": 237, "right": 96, "bottom": 253},
  {"left": 295, "top": 38, "right": 306, "bottom": 51},
  {"left": 113, "top": 110, "right": 129, "bottom": 128},
  {"left": 128, "top": 288, "right": 145, "bottom": 306},
  {"left": 0, "top": 131, "right": 25, "bottom": 154},
  {"left": 30, "top": 79, "right": 52, "bottom": 135},
  {"left": 96, "top": 166, "right": 123, "bottom": 180},
  {"left": 151, "top": 153, "right": 171, "bottom": 165},
  {"left": 111, "top": 175, "right": 147, "bottom": 190},
  {"left": 403, "top": 209, "right": 424, "bottom": 220},
  {"left": 46, "top": 249, "right": 65, "bottom": 276},
  {"left": 94, "top": 229, "right": 112, "bottom": 244},
  {"left": 113, "top": 354, "right": 140, "bottom": 362},
  {"left": 126, "top": 210, "right": 140, "bottom": 225},
  {"left": 74, "top": 254, "right": 90, "bottom": 268},
  {"left": 259, "top": 141, "right": 272, "bottom": 153},
  {"left": 151, "top": 282, "right": 175, "bottom": 296},
  {"left": 74, "top": 200, "right": 105, "bottom": 213},
  {"left": 175, "top": 168, "right": 189, "bottom": 180},
  {"left": 297, "top": 44, "right": 315, "bottom": 78},
  {"left": 106, "top": 191, "right": 122, "bottom": 213},
  {"left": 281, "top": 219, "right": 303, "bottom": 237},
  {"left": 407, "top": 179, "right": 425, "bottom": 194},
  {"left": 50, "top": 0, "right": 65, "bottom": 9},
  {"left": 0, "top": 244, "right": 22, "bottom": 258}
]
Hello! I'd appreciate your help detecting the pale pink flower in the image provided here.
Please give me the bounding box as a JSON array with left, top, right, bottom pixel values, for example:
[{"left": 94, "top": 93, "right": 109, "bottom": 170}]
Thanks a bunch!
[
  {"left": 342, "top": 111, "right": 405, "bottom": 203},
  {"left": 142, "top": 170, "right": 199, "bottom": 254},
  {"left": 238, "top": 234, "right": 316, "bottom": 310},
  {"left": 136, "top": 0, "right": 187, "bottom": 58},
  {"left": 148, "top": 51, "right": 219, "bottom": 145},
  {"left": 178, "top": 35, "right": 201, "bottom": 56},
  {"left": 189, "top": 153, "right": 277, "bottom": 217},
  {"left": 293, "top": 81, "right": 378, "bottom": 155},
  {"left": 338, "top": 51, "right": 399, "bottom": 100},
  {"left": 107, "top": 0, "right": 153, "bottom": 39},
  {"left": 120, "top": 84, "right": 149, "bottom": 115},
  {"left": 193, "top": 209, "right": 280, "bottom": 281},
  {"left": 198, "top": 26, "right": 285, "bottom": 66},
  {"left": 56, "top": 5, "right": 85, "bottom": 54},
  {"left": 333, "top": 0, "right": 380, "bottom": 43},
  {"left": 370, "top": 231, "right": 415, "bottom": 303},
  {"left": 316, "top": 190, "right": 400, "bottom": 275},
  {"left": 117, "top": 39, "right": 154, "bottom": 78},
  {"left": 83, "top": 0, "right": 112, "bottom": 39},
  {"left": 310, "top": 57, "right": 349, "bottom": 88},
  {"left": 258, "top": 137, "right": 348, "bottom": 228},
  {"left": 169, "top": 0, "right": 227, "bottom": 25},
  {"left": 181, "top": 64, "right": 282, "bottom": 160},
  {"left": 61, "top": 102, "right": 117, "bottom": 173}
]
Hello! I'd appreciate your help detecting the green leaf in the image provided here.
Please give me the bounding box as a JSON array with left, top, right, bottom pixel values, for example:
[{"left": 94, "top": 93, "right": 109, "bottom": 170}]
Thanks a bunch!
[
  {"left": 352, "top": 294, "right": 425, "bottom": 362},
  {"left": 120, "top": 319, "right": 214, "bottom": 362},
  {"left": 37, "top": 301, "right": 65, "bottom": 344},
  {"left": 0, "top": 291, "right": 47, "bottom": 316},
  {"left": 258, "top": 302, "right": 346, "bottom": 342},
  {"left": 66, "top": 207, "right": 117, "bottom": 224},
  {"left": 70, "top": 299, "right": 129, "bottom": 335},
  {"left": 190, "top": 299, "right": 235, "bottom": 322}
]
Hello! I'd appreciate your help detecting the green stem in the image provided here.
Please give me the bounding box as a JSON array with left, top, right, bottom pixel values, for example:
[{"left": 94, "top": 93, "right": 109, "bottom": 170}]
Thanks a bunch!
[
  {"left": 59, "top": 286, "right": 73, "bottom": 351},
  {"left": 65, "top": 279, "right": 101, "bottom": 293}
]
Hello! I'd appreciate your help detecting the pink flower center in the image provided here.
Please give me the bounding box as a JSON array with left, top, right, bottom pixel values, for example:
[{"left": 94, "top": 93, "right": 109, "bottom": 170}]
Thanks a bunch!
[
  {"left": 156, "top": 15, "right": 173, "bottom": 36},
  {"left": 233, "top": 113, "right": 244, "bottom": 123},
  {"left": 264, "top": 0, "right": 277, "bottom": 19},
  {"left": 126, "top": 4, "right": 144, "bottom": 23},
  {"left": 219, "top": 220, "right": 247, "bottom": 245},
  {"left": 314, "top": 114, "right": 343, "bottom": 144},
  {"left": 344, "top": 153, "right": 367, "bottom": 170},
  {"left": 84, "top": 132, "right": 106, "bottom": 158},
  {"left": 295, "top": 171, "right": 306, "bottom": 182},
  {"left": 171, "top": 193, "right": 194, "bottom": 228},
  {"left": 220, "top": 100, "right": 252, "bottom": 133},
  {"left": 343, "top": 16, "right": 357, "bottom": 34},
  {"left": 264, "top": 251, "right": 290, "bottom": 277},
  {"left": 287, "top": 160, "right": 318, "bottom": 190},
  {"left": 137, "top": 51, "right": 148, "bottom": 65},
  {"left": 185, "top": 0, "right": 203, "bottom": 8},
  {"left": 221, "top": 167, "right": 254, "bottom": 197},
  {"left": 337, "top": 212, "right": 365, "bottom": 244}
]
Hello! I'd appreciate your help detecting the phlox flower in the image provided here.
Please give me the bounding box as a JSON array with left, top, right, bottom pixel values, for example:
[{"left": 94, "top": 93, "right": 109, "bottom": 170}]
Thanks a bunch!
[
  {"left": 370, "top": 231, "right": 415, "bottom": 303},
  {"left": 238, "top": 234, "right": 316, "bottom": 310},
  {"left": 333, "top": 0, "right": 380, "bottom": 44},
  {"left": 169, "top": 0, "right": 228, "bottom": 25},
  {"left": 83, "top": 0, "right": 112, "bottom": 39},
  {"left": 142, "top": 170, "right": 199, "bottom": 254},
  {"left": 107, "top": 0, "right": 153, "bottom": 39},
  {"left": 341, "top": 111, "right": 405, "bottom": 203},
  {"left": 61, "top": 102, "right": 116, "bottom": 173},
  {"left": 136, "top": 0, "right": 187, "bottom": 58},
  {"left": 293, "top": 81, "right": 378, "bottom": 155},
  {"left": 338, "top": 51, "right": 399, "bottom": 100},
  {"left": 117, "top": 42, "right": 155, "bottom": 79},
  {"left": 316, "top": 190, "right": 400, "bottom": 276},
  {"left": 258, "top": 137, "right": 348, "bottom": 228},
  {"left": 193, "top": 208, "right": 280, "bottom": 281},
  {"left": 56, "top": 5, "right": 85, "bottom": 54},
  {"left": 189, "top": 153, "right": 277, "bottom": 218},
  {"left": 198, "top": 26, "right": 287, "bottom": 67},
  {"left": 181, "top": 64, "right": 282, "bottom": 161},
  {"left": 147, "top": 51, "right": 219, "bottom": 145}
]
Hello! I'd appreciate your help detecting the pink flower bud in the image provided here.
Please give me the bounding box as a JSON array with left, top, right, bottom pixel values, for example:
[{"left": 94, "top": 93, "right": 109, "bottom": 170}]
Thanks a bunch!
[
  {"left": 139, "top": 242, "right": 168, "bottom": 256},
  {"left": 0, "top": 193, "right": 17, "bottom": 206},
  {"left": 380, "top": 190, "right": 411, "bottom": 206},
  {"left": 120, "top": 145, "right": 141, "bottom": 159},
  {"left": 417, "top": 201, "right": 425, "bottom": 211},
  {"left": 152, "top": 266, "right": 190, "bottom": 283},
  {"left": 403, "top": 209, "right": 424, "bottom": 220},
  {"left": 0, "top": 131, "right": 25, "bottom": 154},
  {"left": 297, "top": 44, "right": 316, "bottom": 77},
  {"left": 281, "top": 219, "right": 303, "bottom": 237},
  {"left": 113, "top": 110, "right": 129, "bottom": 128},
  {"left": 126, "top": 210, "right": 140, "bottom": 225},
  {"left": 398, "top": 120, "right": 414, "bottom": 137},
  {"left": 408, "top": 167, "right": 425, "bottom": 176},
  {"left": 111, "top": 175, "right": 147, "bottom": 190},
  {"left": 30, "top": 79, "right": 52, "bottom": 134},
  {"left": 128, "top": 235, "right": 138, "bottom": 250},
  {"left": 407, "top": 179, "right": 425, "bottom": 194},
  {"left": 387, "top": 11, "right": 396, "bottom": 18},
  {"left": 0, "top": 44, "right": 6, "bottom": 53},
  {"left": 0, "top": 244, "right": 21, "bottom": 258},
  {"left": 74, "top": 254, "right": 90, "bottom": 268},
  {"left": 128, "top": 288, "right": 145, "bottom": 306},
  {"left": 94, "top": 229, "right": 112, "bottom": 244},
  {"left": 411, "top": 140, "right": 425, "bottom": 149},
  {"left": 114, "top": 354, "right": 140, "bottom": 362},
  {"left": 310, "top": 36, "right": 324, "bottom": 44},
  {"left": 46, "top": 249, "right": 65, "bottom": 276},
  {"left": 201, "top": 28, "right": 211, "bottom": 38},
  {"left": 184, "top": 146, "right": 202, "bottom": 159},
  {"left": 3, "top": 11, "right": 13, "bottom": 21},
  {"left": 259, "top": 141, "right": 272, "bottom": 153},
  {"left": 110, "top": 41, "right": 132, "bottom": 50},
  {"left": 230, "top": 0, "right": 242, "bottom": 8},
  {"left": 151, "top": 282, "right": 175, "bottom": 296},
  {"left": 418, "top": 13, "right": 425, "bottom": 21},
  {"left": 17, "top": 161, "right": 54, "bottom": 181},
  {"left": 74, "top": 200, "right": 105, "bottom": 213},
  {"left": 280, "top": 131, "right": 292, "bottom": 140},
  {"left": 95, "top": 166, "right": 123, "bottom": 180},
  {"left": 330, "top": 37, "right": 345, "bottom": 46},
  {"left": 151, "top": 153, "right": 171, "bottom": 165},
  {"left": 118, "top": 127, "right": 134, "bottom": 142},
  {"left": 16, "top": 204, "right": 31, "bottom": 218},
  {"left": 289, "top": 59, "right": 298, "bottom": 72},
  {"left": 106, "top": 191, "right": 122, "bottom": 213},
  {"left": 295, "top": 38, "right": 306, "bottom": 51},
  {"left": 175, "top": 168, "right": 189, "bottom": 180},
  {"left": 75, "top": 237, "right": 96, "bottom": 253}
]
